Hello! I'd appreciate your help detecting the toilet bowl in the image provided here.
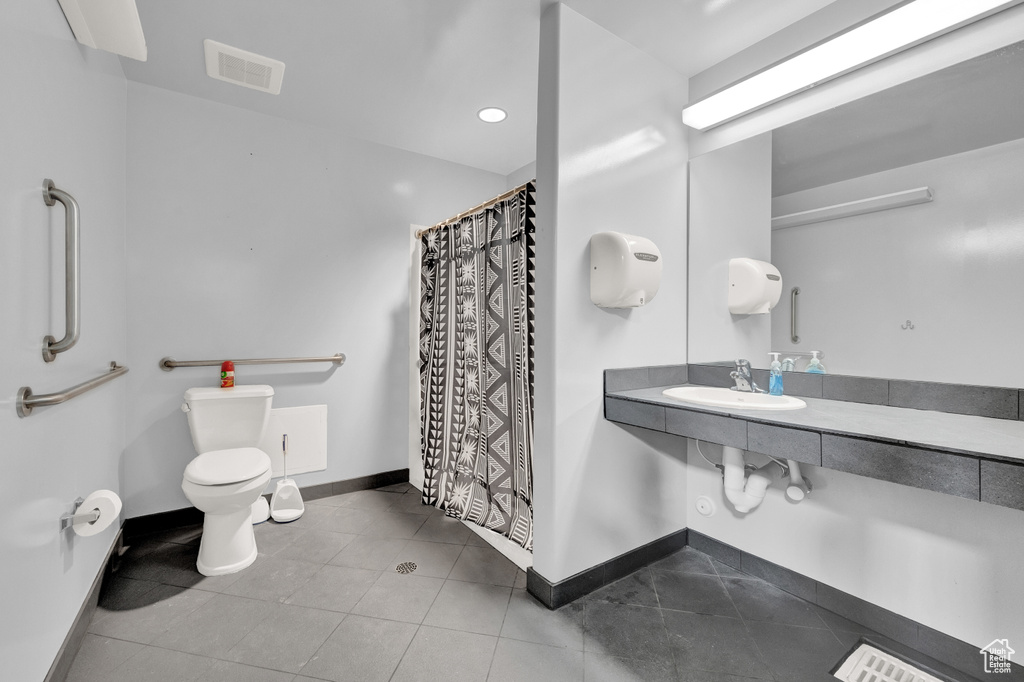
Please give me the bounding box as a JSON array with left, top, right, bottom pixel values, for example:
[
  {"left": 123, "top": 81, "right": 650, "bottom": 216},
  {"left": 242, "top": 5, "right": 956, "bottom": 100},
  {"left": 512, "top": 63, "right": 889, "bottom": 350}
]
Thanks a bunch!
[
  {"left": 182, "top": 447, "right": 272, "bottom": 575},
  {"left": 180, "top": 385, "right": 275, "bottom": 576}
]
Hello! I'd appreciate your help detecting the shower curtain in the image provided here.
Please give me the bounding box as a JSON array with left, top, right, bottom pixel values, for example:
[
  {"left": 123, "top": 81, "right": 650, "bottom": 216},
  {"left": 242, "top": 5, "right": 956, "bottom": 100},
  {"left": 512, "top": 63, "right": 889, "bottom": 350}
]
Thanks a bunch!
[{"left": 418, "top": 183, "right": 535, "bottom": 551}]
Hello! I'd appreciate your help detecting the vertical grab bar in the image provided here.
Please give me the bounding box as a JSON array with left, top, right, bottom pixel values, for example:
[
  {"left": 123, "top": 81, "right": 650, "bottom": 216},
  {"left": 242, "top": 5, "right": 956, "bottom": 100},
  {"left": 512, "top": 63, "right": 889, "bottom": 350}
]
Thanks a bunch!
[
  {"left": 42, "top": 179, "right": 80, "bottom": 362},
  {"left": 790, "top": 287, "right": 800, "bottom": 344}
]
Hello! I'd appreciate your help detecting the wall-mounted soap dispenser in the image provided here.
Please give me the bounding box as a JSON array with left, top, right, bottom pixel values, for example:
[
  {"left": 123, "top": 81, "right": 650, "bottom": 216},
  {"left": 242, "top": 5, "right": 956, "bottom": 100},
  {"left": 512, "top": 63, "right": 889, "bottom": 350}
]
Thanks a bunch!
[
  {"left": 728, "top": 258, "right": 782, "bottom": 315},
  {"left": 590, "top": 231, "right": 662, "bottom": 308}
]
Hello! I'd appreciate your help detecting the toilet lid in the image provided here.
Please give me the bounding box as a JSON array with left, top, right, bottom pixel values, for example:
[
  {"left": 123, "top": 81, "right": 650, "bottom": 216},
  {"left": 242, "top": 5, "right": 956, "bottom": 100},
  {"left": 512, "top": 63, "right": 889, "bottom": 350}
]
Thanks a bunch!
[{"left": 184, "top": 447, "right": 271, "bottom": 485}]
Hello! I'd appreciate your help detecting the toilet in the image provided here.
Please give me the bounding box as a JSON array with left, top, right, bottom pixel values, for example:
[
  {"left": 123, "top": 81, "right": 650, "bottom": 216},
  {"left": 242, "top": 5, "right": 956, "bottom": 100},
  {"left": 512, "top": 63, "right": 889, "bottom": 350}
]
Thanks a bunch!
[{"left": 180, "top": 384, "right": 274, "bottom": 576}]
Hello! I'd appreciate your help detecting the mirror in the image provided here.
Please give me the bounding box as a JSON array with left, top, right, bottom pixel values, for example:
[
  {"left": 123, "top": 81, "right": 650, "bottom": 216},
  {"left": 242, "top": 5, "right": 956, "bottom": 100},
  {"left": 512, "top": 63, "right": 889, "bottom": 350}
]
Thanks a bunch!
[{"left": 688, "top": 40, "right": 1024, "bottom": 389}]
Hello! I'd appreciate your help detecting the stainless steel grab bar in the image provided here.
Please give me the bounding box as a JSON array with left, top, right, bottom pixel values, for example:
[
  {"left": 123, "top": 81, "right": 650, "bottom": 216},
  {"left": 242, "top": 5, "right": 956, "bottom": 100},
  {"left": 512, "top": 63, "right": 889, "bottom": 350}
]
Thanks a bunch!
[
  {"left": 42, "top": 179, "right": 81, "bottom": 362},
  {"left": 18, "top": 362, "right": 128, "bottom": 417},
  {"left": 790, "top": 287, "right": 800, "bottom": 344},
  {"left": 159, "top": 354, "right": 346, "bottom": 371}
]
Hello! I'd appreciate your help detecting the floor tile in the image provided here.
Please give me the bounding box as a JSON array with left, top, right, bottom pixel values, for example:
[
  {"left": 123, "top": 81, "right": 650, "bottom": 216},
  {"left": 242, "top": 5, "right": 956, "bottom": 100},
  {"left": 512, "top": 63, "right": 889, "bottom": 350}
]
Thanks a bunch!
[
  {"left": 501, "top": 589, "right": 584, "bottom": 650},
  {"left": 144, "top": 524, "right": 204, "bottom": 546},
  {"left": 94, "top": 576, "right": 161, "bottom": 614},
  {"left": 285, "top": 564, "right": 380, "bottom": 613},
  {"left": 662, "top": 610, "right": 773, "bottom": 680},
  {"left": 319, "top": 506, "right": 380, "bottom": 534},
  {"left": 196, "top": 659, "right": 297, "bottom": 682},
  {"left": 582, "top": 652, "right": 676, "bottom": 682},
  {"left": 465, "top": 529, "right": 493, "bottom": 547},
  {"left": 65, "top": 634, "right": 143, "bottom": 682},
  {"left": 338, "top": 489, "right": 403, "bottom": 511},
  {"left": 650, "top": 547, "right": 718, "bottom": 576},
  {"left": 306, "top": 493, "right": 350, "bottom": 507},
  {"left": 488, "top": 638, "right": 583, "bottom": 682},
  {"left": 152, "top": 592, "right": 274, "bottom": 657},
  {"left": 448, "top": 545, "right": 519, "bottom": 587},
  {"left": 361, "top": 511, "right": 428, "bottom": 539},
  {"left": 329, "top": 534, "right": 407, "bottom": 570},
  {"left": 651, "top": 569, "right": 738, "bottom": 617},
  {"left": 277, "top": 503, "right": 335, "bottom": 528},
  {"left": 254, "top": 519, "right": 307, "bottom": 557},
  {"left": 423, "top": 580, "right": 512, "bottom": 635},
  {"left": 222, "top": 556, "right": 320, "bottom": 602},
  {"left": 745, "top": 619, "right": 849, "bottom": 682},
  {"left": 88, "top": 584, "right": 215, "bottom": 644},
  {"left": 513, "top": 570, "right": 527, "bottom": 589},
  {"left": 227, "top": 602, "right": 345, "bottom": 672},
  {"left": 411, "top": 514, "right": 474, "bottom": 544},
  {"left": 117, "top": 541, "right": 207, "bottom": 588},
  {"left": 390, "top": 626, "right": 497, "bottom": 682},
  {"left": 378, "top": 482, "right": 415, "bottom": 493},
  {"left": 391, "top": 490, "right": 438, "bottom": 515},
  {"left": 583, "top": 602, "right": 673, "bottom": 664},
  {"left": 275, "top": 528, "right": 357, "bottom": 564},
  {"left": 710, "top": 558, "right": 748, "bottom": 580},
  {"left": 723, "top": 576, "right": 829, "bottom": 629},
  {"left": 105, "top": 645, "right": 214, "bottom": 682},
  {"left": 350, "top": 571, "right": 445, "bottom": 623},
  {"left": 386, "top": 540, "right": 464, "bottom": 578},
  {"left": 299, "top": 614, "right": 417, "bottom": 682},
  {"left": 586, "top": 568, "right": 659, "bottom": 608}
]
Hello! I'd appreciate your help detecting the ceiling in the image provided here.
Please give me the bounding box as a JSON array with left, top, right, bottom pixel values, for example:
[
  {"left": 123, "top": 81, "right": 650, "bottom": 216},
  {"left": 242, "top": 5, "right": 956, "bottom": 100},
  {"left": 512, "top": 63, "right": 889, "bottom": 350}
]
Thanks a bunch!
[
  {"left": 121, "top": 0, "right": 836, "bottom": 176},
  {"left": 772, "top": 40, "right": 1024, "bottom": 196}
]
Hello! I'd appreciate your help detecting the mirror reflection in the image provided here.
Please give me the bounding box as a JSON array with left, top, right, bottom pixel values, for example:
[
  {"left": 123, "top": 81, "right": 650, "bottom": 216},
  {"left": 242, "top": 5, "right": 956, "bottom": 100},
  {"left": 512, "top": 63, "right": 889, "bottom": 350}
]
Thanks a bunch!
[{"left": 692, "top": 41, "right": 1024, "bottom": 388}]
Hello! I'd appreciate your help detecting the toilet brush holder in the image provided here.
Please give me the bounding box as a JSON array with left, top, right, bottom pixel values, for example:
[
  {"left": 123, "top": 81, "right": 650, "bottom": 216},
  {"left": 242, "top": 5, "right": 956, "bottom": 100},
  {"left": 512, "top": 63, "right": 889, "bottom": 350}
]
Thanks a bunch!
[
  {"left": 270, "top": 478, "right": 304, "bottom": 522},
  {"left": 270, "top": 433, "right": 304, "bottom": 522}
]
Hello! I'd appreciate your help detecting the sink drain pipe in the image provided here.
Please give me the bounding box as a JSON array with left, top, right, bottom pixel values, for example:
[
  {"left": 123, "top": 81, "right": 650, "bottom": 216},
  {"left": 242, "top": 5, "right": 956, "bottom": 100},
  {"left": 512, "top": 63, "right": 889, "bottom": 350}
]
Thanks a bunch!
[{"left": 721, "top": 446, "right": 787, "bottom": 513}]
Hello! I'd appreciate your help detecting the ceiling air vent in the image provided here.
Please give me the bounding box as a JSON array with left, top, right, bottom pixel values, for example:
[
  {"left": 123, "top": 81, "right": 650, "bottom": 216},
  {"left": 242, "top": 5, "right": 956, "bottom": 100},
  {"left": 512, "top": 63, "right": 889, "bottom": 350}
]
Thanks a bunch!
[{"left": 203, "top": 39, "right": 285, "bottom": 95}]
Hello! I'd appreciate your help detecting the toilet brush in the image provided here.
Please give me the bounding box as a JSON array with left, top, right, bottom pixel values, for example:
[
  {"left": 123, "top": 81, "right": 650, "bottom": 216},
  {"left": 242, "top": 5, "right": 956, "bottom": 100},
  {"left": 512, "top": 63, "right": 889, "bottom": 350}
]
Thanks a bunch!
[{"left": 270, "top": 433, "right": 305, "bottom": 522}]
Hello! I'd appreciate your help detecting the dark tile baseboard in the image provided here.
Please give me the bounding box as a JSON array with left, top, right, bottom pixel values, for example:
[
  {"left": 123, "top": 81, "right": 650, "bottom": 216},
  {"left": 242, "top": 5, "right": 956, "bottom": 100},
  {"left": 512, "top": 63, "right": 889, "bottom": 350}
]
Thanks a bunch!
[
  {"left": 124, "top": 468, "right": 410, "bottom": 540},
  {"left": 527, "top": 528, "right": 687, "bottom": 609},
  {"left": 46, "top": 530, "right": 123, "bottom": 682}
]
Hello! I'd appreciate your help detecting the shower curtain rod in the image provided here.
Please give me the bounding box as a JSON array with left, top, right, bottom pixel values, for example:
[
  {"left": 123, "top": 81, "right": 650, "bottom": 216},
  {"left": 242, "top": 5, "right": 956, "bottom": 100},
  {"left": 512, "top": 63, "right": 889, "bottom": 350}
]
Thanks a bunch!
[{"left": 415, "top": 180, "right": 533, "bottom": 239}]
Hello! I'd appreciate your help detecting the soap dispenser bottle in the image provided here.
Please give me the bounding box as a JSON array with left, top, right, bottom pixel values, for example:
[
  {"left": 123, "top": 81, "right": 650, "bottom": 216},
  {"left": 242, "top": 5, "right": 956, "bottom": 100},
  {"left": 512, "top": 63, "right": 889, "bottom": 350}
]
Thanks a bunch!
[
  {"left": 769, "top": 353, "right": 784, "bottom": 396},
  {"left": 805, "top": 350, "right": 826, "bottom": 374}
]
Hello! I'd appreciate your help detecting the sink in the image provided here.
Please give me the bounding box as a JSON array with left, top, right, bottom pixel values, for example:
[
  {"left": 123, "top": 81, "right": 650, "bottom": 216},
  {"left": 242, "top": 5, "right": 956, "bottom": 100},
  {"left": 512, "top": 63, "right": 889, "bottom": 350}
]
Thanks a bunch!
[{"left": 662, "top": 386, "right": 806, "bottom": 411}]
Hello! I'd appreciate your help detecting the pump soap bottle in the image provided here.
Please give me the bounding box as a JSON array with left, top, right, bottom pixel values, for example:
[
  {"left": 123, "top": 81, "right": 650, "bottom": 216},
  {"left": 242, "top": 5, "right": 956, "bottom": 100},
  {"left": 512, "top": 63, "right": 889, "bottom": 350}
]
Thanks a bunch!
[
  {"left": 769, "top": 353, "right": 784, "bottom": 396},
  {"left": 805, "top": 351, "right": 826, "bottom": 374}
]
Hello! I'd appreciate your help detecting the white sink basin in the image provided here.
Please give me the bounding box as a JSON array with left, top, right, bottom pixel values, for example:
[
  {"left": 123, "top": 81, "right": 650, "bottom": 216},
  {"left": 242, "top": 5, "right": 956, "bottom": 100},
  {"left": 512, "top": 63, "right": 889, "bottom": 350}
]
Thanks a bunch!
[{"left": 662, "top": 386, "right": 806, "bottom": 411}]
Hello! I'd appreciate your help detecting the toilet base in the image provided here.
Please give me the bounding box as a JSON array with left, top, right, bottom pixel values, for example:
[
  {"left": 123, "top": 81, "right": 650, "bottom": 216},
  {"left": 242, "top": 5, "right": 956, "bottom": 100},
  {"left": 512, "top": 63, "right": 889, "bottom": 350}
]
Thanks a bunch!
[{"left": 195, "top": 506, "right": 259, "bottom": 576}]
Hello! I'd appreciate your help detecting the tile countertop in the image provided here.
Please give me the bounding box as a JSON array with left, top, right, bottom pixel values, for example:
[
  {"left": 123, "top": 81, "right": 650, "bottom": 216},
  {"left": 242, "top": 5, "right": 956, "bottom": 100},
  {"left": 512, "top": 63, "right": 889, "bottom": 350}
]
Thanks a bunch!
[{"left": 609, "top": 385, "right": 1024, "bottom": 465}]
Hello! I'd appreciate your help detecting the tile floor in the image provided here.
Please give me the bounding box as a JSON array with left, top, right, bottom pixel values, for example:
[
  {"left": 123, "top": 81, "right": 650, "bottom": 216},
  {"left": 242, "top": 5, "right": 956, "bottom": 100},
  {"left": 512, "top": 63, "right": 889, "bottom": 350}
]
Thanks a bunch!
[{"left": 69, "top": 483, "right": 884, "bottom": 681}]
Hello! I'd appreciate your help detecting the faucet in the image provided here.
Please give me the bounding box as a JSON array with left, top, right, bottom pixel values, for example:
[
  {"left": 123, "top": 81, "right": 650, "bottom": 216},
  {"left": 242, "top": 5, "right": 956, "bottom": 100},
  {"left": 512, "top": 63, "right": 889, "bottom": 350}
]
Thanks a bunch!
[{"left": 730, "top": 359, "right": 765, "bottom": 393}]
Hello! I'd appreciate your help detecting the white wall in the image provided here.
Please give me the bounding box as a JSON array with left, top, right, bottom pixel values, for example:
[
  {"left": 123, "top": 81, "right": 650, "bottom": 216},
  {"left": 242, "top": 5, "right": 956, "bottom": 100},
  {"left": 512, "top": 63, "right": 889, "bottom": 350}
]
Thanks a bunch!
[
  {"left": 772, "top": 137, "right": 1024, "bottom": 387},
  {"left": 532, "top": 4, "right": 690, "bottom": 584},
  {"left": 0, "top": 5, "right": 128, "bottom": 681},
  {"left": 687, "top": 442, "right": 1024, "bottom": 649},
  {"left": 688, "top": 133, "right": 773, "bottom": 365},
  {"left": 125, "top": 83, "right": 505, "bottom": 517}
]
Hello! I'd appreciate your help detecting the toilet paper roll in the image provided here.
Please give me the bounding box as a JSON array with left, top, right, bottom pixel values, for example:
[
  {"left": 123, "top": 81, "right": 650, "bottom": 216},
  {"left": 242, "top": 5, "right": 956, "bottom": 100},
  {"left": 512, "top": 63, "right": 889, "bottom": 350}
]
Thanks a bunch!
[{"left": 73, "top": 490, "right": 122, "bottom": 537}]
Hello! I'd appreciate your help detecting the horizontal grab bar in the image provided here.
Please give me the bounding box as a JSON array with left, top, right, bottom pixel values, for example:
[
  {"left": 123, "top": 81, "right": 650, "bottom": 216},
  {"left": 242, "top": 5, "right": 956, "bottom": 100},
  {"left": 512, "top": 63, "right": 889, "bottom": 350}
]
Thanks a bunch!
[
  {"left": 159, "top": 354, "right": 346, "bottom": 371},
  {"left": 18, "top": 362, "right": 128, "bottom": 417}
]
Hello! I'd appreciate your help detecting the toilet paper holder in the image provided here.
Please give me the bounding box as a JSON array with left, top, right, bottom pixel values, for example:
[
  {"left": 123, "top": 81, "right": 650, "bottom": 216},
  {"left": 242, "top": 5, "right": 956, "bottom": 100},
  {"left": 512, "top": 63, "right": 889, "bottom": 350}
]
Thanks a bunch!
[{"left": 59, "top": 497, "right": 101, "bottom": 532}]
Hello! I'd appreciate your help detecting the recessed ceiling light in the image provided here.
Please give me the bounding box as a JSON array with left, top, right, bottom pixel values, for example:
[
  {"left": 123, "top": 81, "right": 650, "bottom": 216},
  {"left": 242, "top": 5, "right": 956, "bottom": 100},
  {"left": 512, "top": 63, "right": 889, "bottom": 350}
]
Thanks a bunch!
[
  {"left": 478, "top": 107, "right": 507, "bottom": 123},
  {"left": 682, "top": 0, "right": 1016, "bottom": 130}
]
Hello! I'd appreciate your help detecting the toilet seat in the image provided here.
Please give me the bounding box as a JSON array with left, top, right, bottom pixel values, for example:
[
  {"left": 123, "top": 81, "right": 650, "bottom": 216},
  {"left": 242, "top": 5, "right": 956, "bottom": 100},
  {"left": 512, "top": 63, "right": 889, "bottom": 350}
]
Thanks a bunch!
[{"left": 184, "top": 447, "right": 270, "bottom": 486}]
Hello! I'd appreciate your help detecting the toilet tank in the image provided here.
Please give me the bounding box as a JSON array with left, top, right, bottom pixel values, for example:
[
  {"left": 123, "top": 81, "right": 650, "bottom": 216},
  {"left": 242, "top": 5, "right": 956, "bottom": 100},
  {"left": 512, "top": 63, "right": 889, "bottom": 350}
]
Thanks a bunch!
[{"left": 183, "top": 385, "right": 274, "bottom": 454}]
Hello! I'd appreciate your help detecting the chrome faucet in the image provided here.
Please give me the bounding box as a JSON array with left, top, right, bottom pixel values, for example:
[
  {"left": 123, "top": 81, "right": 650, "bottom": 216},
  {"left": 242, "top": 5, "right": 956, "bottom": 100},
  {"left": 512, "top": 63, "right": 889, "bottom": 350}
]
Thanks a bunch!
[{"left": 730, "top": 359, "right": 765, "bottom": 393}]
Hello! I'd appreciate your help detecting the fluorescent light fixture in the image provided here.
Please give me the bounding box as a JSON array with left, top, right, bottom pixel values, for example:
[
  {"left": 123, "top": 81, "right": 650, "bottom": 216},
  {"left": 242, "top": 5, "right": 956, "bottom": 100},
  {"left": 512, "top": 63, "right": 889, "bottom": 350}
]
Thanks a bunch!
[
  {"left": 57, "top": 0, "right": 148, "bottom": 61},
  {"left": 478, "top": 107, "right": 507, "bottom": 123},
  {"left": 771, "top": 187, "right": 933, "bottom": 230},
  {"left": 682, "top": 0, "right": 1017, "bottom": 130}
]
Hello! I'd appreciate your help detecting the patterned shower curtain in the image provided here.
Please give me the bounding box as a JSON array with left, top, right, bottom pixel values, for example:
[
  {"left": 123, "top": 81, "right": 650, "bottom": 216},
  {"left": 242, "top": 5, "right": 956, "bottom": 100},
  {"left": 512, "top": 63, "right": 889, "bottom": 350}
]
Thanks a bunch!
[{"left": 418, "top": 183, "right": 535, "bottom": 551}]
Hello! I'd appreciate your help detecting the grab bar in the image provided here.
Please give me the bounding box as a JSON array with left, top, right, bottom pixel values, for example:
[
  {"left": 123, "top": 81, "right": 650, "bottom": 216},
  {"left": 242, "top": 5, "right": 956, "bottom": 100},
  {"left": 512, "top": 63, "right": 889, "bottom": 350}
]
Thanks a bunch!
[
  {"left": 42, "top": 179, "right": 81, "bottom": 362},
  {"left": 18, "top": 362, "right": 128, "bottom": 417},
  {"left": 159, "top": 353, "right": 346, "bottom": 371},
  {"left": 790, "top": 287, "right": 800, "bottom": 344}
]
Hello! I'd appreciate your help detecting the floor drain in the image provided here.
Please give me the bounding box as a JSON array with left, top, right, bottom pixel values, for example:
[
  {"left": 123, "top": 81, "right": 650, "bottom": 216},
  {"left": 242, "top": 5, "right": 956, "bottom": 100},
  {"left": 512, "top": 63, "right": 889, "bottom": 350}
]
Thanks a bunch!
[
  {"left": 834, "top": 643, "right": 941, "bottom": 682},
  {"left": 396, "top": 561, "right": 417, "bottom": 574}
]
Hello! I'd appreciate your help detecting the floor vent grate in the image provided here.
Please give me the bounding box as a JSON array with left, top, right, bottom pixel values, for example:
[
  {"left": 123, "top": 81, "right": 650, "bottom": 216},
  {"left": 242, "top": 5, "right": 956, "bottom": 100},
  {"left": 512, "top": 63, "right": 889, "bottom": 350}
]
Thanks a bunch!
[
  {"left": 834, "top": 644, "right": 942, "bottom": 682},
  {"left": 396, "top": 561, "right": 417, "bottom": 574}
]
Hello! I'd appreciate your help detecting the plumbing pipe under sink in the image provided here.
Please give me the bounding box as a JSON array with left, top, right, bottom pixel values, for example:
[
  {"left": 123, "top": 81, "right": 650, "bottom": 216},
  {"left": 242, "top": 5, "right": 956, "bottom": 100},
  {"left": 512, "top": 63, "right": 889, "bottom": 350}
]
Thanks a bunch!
[{"left": 722, "top": 446, "right": 788, "bottom": 513}]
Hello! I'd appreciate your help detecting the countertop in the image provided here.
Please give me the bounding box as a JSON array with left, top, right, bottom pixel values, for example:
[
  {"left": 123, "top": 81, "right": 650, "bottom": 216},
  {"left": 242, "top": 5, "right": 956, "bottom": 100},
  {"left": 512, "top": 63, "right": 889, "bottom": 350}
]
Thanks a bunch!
[{"left": 608, "top": 384, "right": 1024, "bottom": 464}]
